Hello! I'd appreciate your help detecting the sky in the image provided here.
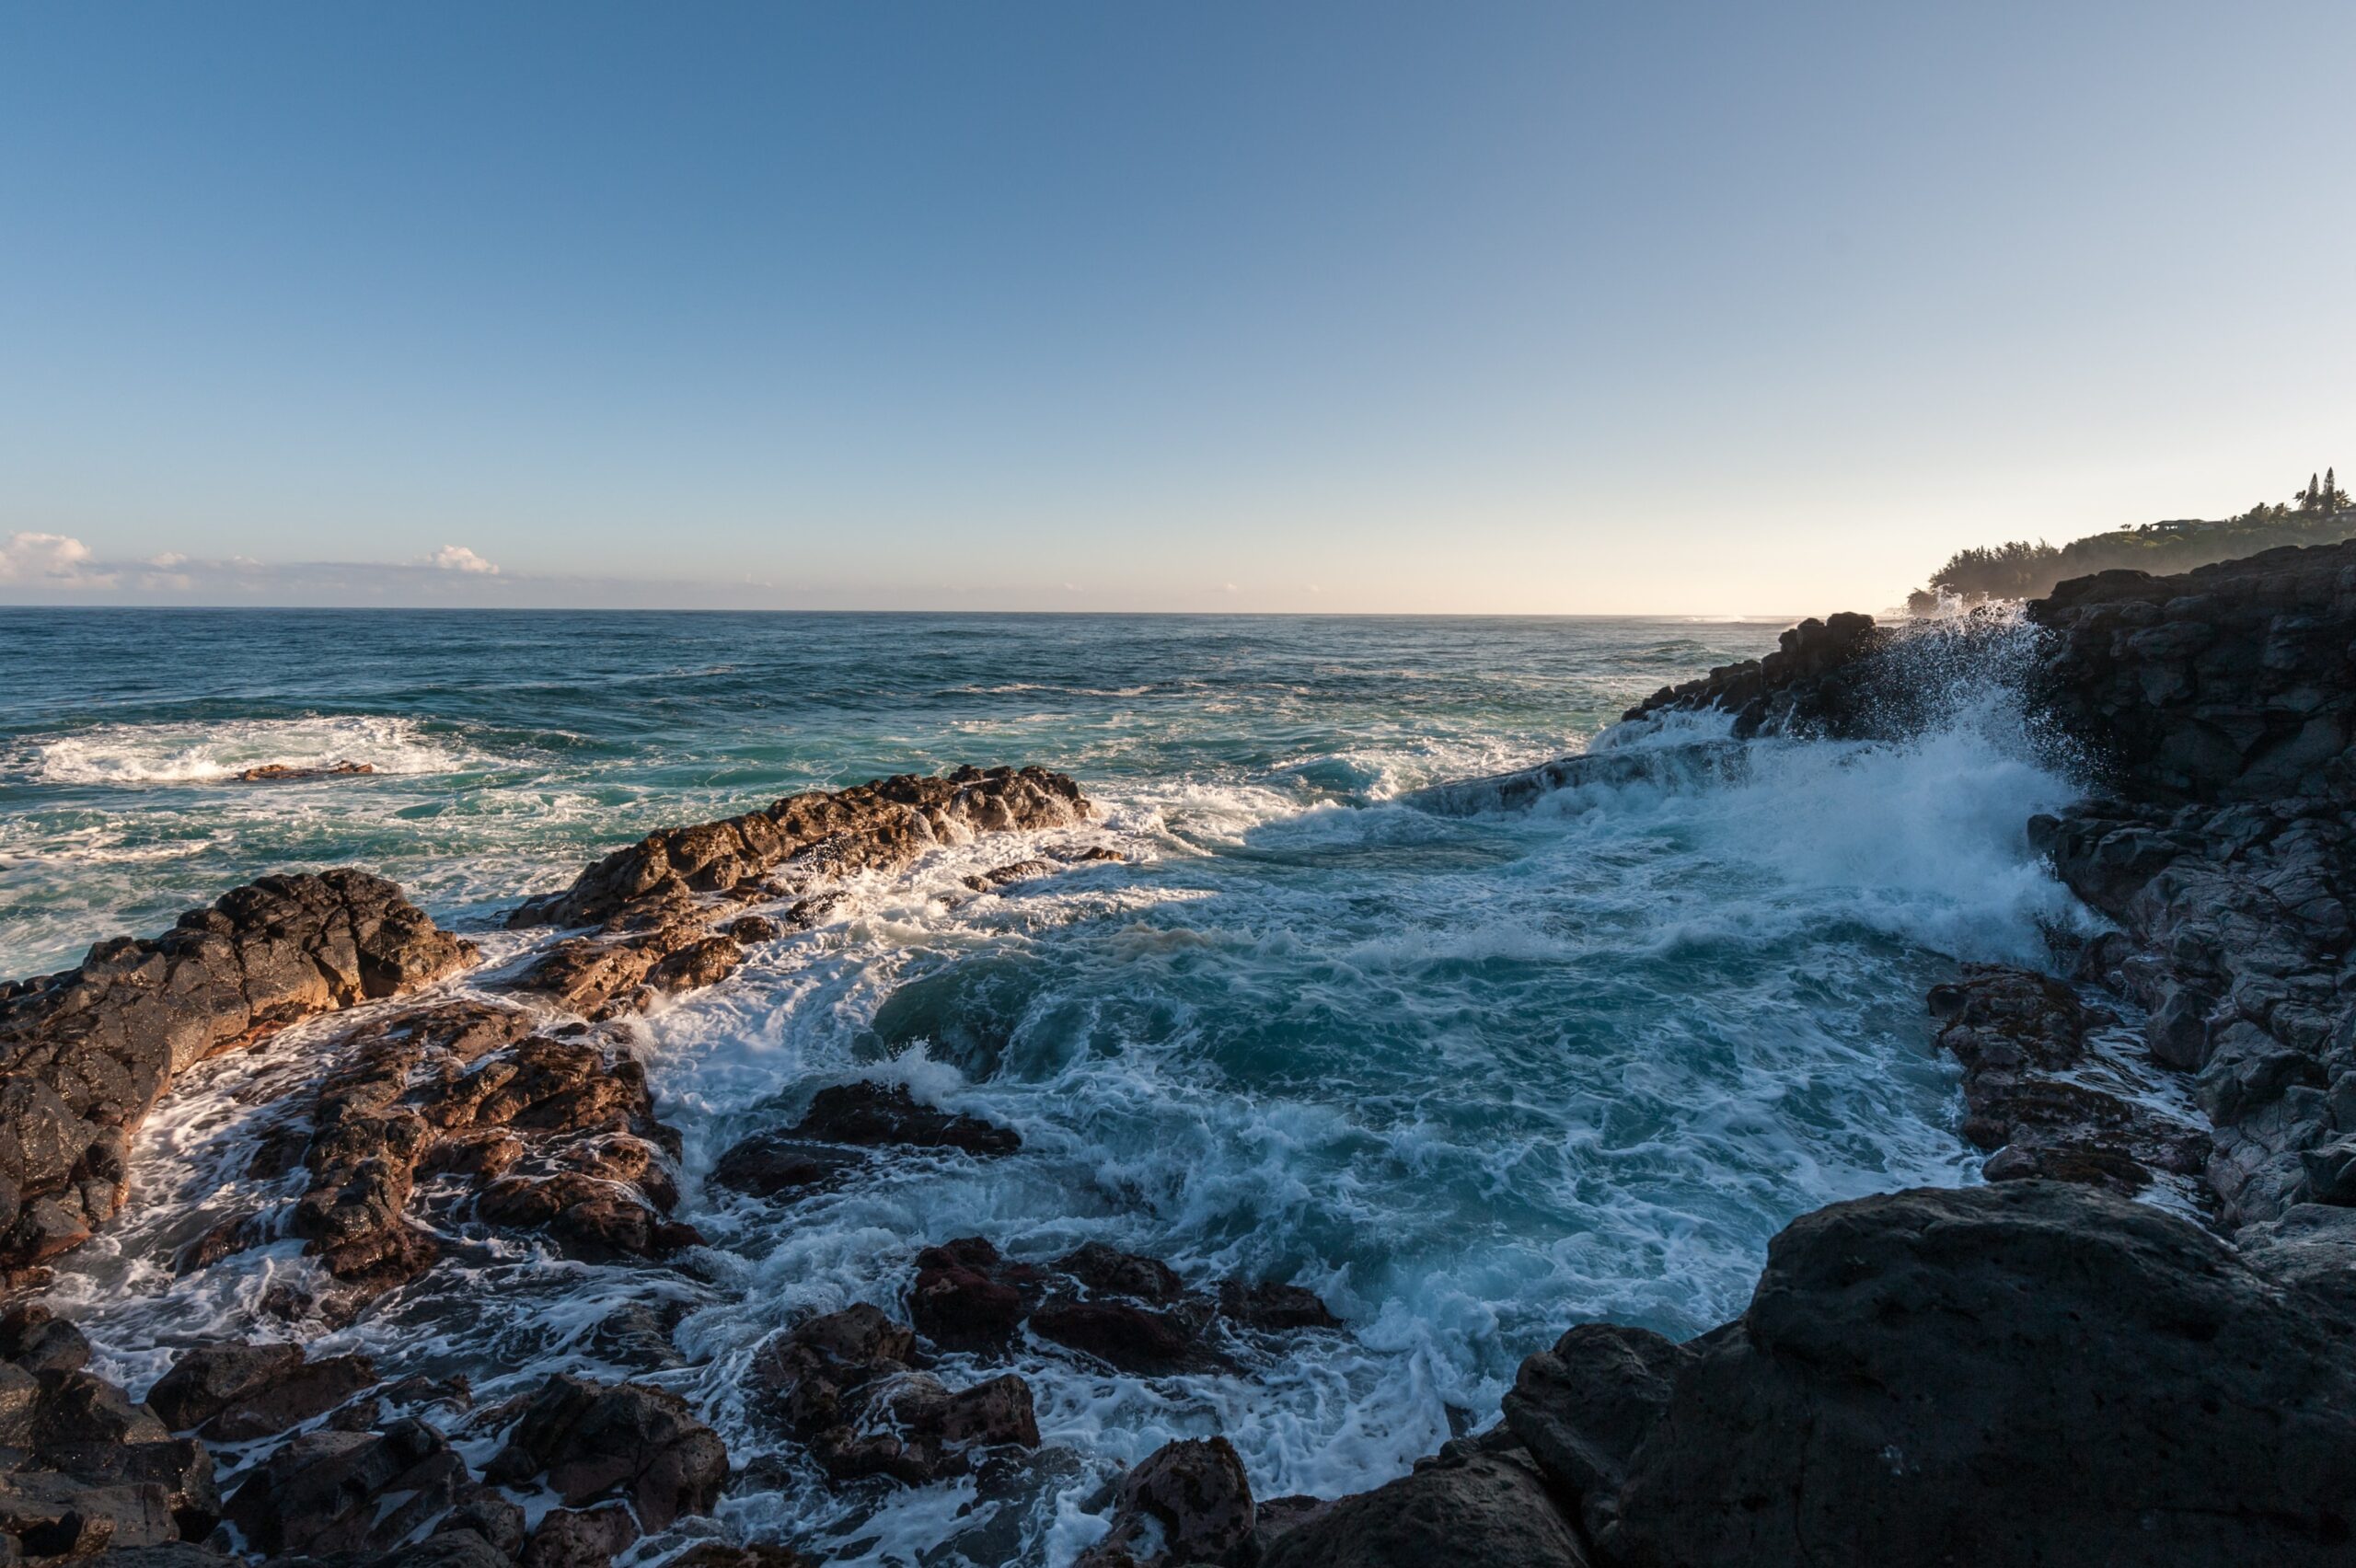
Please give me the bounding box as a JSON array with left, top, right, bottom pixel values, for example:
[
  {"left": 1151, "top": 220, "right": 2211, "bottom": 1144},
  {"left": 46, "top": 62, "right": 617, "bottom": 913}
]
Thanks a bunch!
[{"left": 3, "top": 2, "right": 2351, "bottom": 615}]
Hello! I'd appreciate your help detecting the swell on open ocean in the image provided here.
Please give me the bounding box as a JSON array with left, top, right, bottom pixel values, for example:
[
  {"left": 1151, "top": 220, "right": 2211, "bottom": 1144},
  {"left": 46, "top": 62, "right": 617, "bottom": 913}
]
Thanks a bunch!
[{"left": 0, "top": 609, "right": 2093, "bottom": 1564}]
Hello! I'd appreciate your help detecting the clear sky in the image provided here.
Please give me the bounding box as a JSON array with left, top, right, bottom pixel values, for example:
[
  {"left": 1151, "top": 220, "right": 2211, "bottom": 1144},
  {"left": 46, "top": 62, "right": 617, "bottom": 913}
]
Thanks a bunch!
[{"left": 3, "top": 2, "right": 2351, "bottom": 613}]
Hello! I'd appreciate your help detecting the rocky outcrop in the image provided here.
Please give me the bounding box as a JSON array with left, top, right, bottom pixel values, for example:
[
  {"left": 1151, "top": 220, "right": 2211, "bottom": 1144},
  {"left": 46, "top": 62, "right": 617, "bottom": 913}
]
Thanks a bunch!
[
  {"left": 710, "top": 1083, "right": 1021, "bottom": 1202},
  {"left": 2021, "top": 541, "right": 2356, "bottom": 1224},
  {"left": 1259, "top": 1436, "right": 1588, "bottom": 1568},
  {"left": 0, "top": 1308, "right": 222, "bottom": 1560},
  {"left": 511, "top": 767, "right": 1090, "bottom": 931},
  {"left": 1077, "top": 1436, "right": 1257, "bottom": 1568},
  {"left": 1927, "top": 964, "right": 2208, "bottom": 1196},
  {"left": 1503, "top": 1182, "right": 2356, "bottom": 1568},
  {"left": 1623, "top": 612, "right": 1885, "bottom": 736},
  {"left": 907, "top": 1236, "right": 1340, "bottom": 1375},
  {"left": 747, "top": 1304, "right": 1039, "bottom": 1486},
  {"left": 483, "top": 1375, "right": 728, "bottom": 1532},
  {"left": 0, "top": 871, "right": 470, "bottom": 1273},
  {"left": 233, "top": 761, "right": 375, "bottom": 783}
]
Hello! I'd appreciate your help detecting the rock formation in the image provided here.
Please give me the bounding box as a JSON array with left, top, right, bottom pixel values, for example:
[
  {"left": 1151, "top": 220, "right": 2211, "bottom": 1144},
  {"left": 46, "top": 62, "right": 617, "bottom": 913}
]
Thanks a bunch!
[{"left": 0, "top": 870, "right": 470, "bottom": 1274}]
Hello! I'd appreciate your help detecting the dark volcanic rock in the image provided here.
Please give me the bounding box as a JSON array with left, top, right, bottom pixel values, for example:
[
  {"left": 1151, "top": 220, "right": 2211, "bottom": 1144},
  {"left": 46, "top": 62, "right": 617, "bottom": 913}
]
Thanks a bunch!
[
  {"left": 511, "top": 766, "right": 1091, "bottom": 930},
  {"left": 1258, "top": 1444, "right": 1586, "bottom": 1568},
  {"left": 1600, "top": 1181, "right": 2356, "bottom": 1568},
  {"left": 144, "top": 1341, "right": 375, "bottom": 1439},
  {"left": 908, "top": 1237, "right": 1049, "bottom": 1353},
  {"left": 0, "top": 870, "right": 470, "bottom": 1268},
  {"left": 747, "top": 1303, "right": 1035, "bottom": 1484},
  {"left": 485, "top": 1374, "right": 727, "bottom": 1532},
  {"left": 225, "top": 1418, "right": 468, "bottom": 1557},
  {"left": 0, "top": 1470, "right": 179, "bottom": 1557},
  {"left": 234, "top": 759, "right": 376, "bottom": 782},
  {"left": 1077, "top": 1435, "right": 1256, "bottom": 1568},
  {"left": 1217, "top": 1278, "right": 1343, "bottom": 1332},
  {"left": 1503, "top": 1322, "right": 1689, "bottom": 1543},
  {"left": 1930, "top": 964, "right": 2209, "bottom": 1196},
  {"left": 789, "top": 1082, "right": 1022, "bottom": 1155},
  {"left": 1624, "top": 611, "right": 1886, "bottom": 736},
  {"left": 520, "top": 1502, "right": 639, "bottom": 1568},
  {"left": 2021, "top": 542, "right": 2356, "bottom": 1226},
  {"left": 708, "top": 1133, "right": 869, "bottom": 1200}
]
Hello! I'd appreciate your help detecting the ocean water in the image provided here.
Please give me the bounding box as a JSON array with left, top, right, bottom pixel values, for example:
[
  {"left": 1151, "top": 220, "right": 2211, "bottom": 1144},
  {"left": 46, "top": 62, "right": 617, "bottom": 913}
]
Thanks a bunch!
[{"left": 0, "top": 609, "right": 2093, "bottom": 1564}]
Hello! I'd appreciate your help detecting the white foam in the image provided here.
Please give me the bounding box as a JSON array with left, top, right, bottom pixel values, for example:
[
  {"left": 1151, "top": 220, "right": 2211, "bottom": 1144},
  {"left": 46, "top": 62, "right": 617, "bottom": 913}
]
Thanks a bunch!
[{"left": 20, "top": 715, "right": 478, "bottom": 786}]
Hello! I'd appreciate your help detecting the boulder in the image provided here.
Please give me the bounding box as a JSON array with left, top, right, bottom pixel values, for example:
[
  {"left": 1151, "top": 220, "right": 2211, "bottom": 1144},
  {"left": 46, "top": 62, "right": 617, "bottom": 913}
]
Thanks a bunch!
[
  {"left": 0, "top": 1470, "right": 179, "bottom": 1558},
  {"left": 1077, "top": 1435, "right": 1256, "bottom": 1568},
  {"left": 144, "top": 1342, "right": 375, "bottom": 1439},
  {"left": 509, "top": 767, "right": 1091, "bottom": 930},
  {"left": 1502, "top": 1322, "right": 1690, "bottom": 1541},
  {"left": 485, "top": 1375, "right": 727, "bottom": 1532},
  {"left": 0, "top": 870, "right": 469, "bottom": 1269},
  {"left": 224, "top": 1420, "right": 468, "bottom": 1557},
  {"left": 1601, "top": 1182, "right": 2356, "bottom": 1567},
  {"left": 520, "top": 1503, "right": 640, "bottom": 1568},
  {"left": 1257, "top": 1445, "right": 1586, "bottom": 1568},
  {"left": 789, "top": 1082, "right": 1021, "bottom": 1156}
]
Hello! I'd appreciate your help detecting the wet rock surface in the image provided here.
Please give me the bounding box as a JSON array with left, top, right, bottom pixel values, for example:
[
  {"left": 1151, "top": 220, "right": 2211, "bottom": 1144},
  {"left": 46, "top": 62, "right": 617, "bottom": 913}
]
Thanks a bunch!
[
  {"left": 511, "top": 766, "right": 1090, "bottom": 931},
  {"left": 1623, "top": 611, "right": 1886, "bottom": 736},
  {"left": 2020, "top": 542, "right": 2356, "bottom": 1226},
  {"left": 1928, "top": 964, "right": 2209, "bottom": 1196},
  {"left": 907, "top": 1235, "right": 1341, "bottom": 1374},
  {"left": 0, "top": 870, "right": 470, "bottom": 1272},
  {"left": 1076, "top": 1435, "right": 1256, "bottom": 1568}
]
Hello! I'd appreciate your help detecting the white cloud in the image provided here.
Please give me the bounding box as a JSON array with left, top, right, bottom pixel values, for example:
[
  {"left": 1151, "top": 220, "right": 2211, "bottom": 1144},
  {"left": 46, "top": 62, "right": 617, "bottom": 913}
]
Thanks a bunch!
[
  {"left": 423, "top": 544, "right": 500, "bottom": 574},
  {"left": 0, "top": 532, "right": 114, "bottom": 588}
]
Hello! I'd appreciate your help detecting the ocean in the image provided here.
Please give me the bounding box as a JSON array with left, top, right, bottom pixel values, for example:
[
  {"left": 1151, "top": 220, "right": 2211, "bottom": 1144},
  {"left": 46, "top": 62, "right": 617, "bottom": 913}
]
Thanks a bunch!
[{"left": 0, "top": 608, "right": 2091, "bottom": 1563}]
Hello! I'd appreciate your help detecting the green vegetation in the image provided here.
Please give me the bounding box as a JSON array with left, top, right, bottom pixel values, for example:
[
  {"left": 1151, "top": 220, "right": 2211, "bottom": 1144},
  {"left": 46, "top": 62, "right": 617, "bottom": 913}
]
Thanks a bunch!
[{"left": 1907, "top": 467, "right": 2356, "bottom": 611}]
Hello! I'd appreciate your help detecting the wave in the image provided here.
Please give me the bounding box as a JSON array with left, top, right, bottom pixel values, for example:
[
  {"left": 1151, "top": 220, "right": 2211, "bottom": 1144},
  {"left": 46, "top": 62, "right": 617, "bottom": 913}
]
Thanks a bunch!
[{"left": 19, "top": 715, "right": 480, "bottom": 786}]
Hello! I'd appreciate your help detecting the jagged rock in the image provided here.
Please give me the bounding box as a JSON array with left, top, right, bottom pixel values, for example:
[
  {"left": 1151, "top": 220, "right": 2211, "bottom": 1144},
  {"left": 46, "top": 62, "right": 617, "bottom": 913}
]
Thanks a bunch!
[
  {"left": 1077, "top": 1435, "right": 1256, "bottom": 1568},
  {"left": 670, "top": 1546, "right": 812, "bottom": 1568},
  {"left": 1600, "top": 1182, "right": 2356, "bottom": 1567},
  {"left": 1931, "top": 965, "right": 2208, "bottom": 1195},
  {"left": 437, "top": 1484, "right": 527, "bottom": 1559},
  {"left": 1217, "top": 1279, "right": 1343, "bottom": 1332},
  {"left": 0, "top": 1304, "right": 91, "bottom": 1376},
  {"left": 31, "top": 1440, "right": 220, "bottom": 1541},
  {"left": 708, "top": 1134, "right": 868, "bottom": 1200},
  {"left": 1257, "top": 1444, "right": 1586, "bottom": 1568},
  {"left": 485, "top": 1375, "right": 727, "bottom": 1532},
  {"left": 0, "top": 870, "right": 469, "bottom": 1269},
  {"left": 788, "top": 1082, "right": 1021, "bottom": 1156},
  {"left": 509, "top": 767, "right": 1091, "bottom": 930},
  {"left": 0, "top": 1470, "right": 179, "bottom": 1557},
  {"left": 144, "top": 1343, "right": 375, "bottom": 1439},
  {"left": 1502, "top": 1322, "right": 1689, "bottom": 1543},
  {"left": 1031, "top": 1243, "right": 1221, "bottom": 1374},
  {"left": 224, "top": 1419, "right": 467, "bottom": 1556},
  {"left": 1623, "top": 611, "right": 1886, "bottom": 737},
  {"left": 31, "top": 1370, "right": 169, "bottom": 1450},
  {"left": 520, "top": 1503, "right": 639, "bottom": 1568},
  {"left": 2236, "top": 1201, "right": 2356, "bottom": 1322},
  {"left": 907, "top": 1237, "right": 1047, "bottom": 1353}
]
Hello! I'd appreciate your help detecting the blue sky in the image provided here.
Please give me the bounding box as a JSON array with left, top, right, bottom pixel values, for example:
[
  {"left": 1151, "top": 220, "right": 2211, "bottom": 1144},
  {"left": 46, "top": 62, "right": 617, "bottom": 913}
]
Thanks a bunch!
[{"left": 3, "top": 2, "right": 2351, "bottom": 612}]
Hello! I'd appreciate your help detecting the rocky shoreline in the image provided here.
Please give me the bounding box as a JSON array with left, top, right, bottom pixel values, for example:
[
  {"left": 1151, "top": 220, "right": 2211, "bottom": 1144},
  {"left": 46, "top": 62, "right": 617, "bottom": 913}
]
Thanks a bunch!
[{"left": 6, "top": 557, "right": 2356, "bottom": 1565}]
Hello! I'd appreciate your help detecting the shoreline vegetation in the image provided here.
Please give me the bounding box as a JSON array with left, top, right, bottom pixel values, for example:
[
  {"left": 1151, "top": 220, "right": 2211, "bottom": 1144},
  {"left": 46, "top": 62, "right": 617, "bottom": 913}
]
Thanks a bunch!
[
  {"left": 1906, "top": 466, "right": 2355, "bottom": 610},
  {"left": 5, "top": 544, "right": 2356, "bottom": 1564}
]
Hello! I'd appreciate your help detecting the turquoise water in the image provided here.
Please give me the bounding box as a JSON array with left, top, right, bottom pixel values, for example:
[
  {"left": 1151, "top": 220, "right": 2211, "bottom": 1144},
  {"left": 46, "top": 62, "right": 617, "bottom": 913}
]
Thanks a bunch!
[{"left": 0, "top": 609, "right": 2089, "bottom": 1565}]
